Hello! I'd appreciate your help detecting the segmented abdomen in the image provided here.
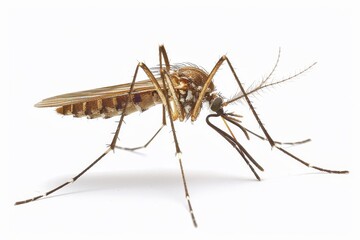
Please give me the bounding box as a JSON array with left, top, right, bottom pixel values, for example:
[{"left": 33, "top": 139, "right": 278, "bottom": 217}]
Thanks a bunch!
[{"left": 56, "top": 91, "right": 162, "bottom": 119}]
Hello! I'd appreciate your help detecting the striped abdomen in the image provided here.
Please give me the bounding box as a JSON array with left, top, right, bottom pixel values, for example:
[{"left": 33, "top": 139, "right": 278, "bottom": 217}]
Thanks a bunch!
[{"left": 56, "top": 91, "right": 162, "bottom": 119}]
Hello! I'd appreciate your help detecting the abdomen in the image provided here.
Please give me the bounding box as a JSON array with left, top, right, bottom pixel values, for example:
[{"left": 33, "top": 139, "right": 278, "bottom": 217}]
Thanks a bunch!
[{"left": 56, "top": 91, "right": 162, "bottom": 119}]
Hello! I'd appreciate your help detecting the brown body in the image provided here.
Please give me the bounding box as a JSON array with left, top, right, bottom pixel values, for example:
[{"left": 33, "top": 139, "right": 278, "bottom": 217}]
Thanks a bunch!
[{"left": 37, "top": 66, "right": 214, "bottom": 121}]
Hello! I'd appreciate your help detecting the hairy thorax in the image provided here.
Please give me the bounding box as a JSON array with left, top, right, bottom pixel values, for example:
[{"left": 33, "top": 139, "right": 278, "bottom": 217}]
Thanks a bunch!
[{"left": 170, "top": 66, "right": 215, "bottom": 121}]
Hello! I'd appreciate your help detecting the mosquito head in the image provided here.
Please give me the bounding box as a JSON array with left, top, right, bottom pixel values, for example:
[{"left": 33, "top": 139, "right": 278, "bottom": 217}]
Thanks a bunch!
[{"left": 210, "top": 96, "right": 224, "bottom": 114}]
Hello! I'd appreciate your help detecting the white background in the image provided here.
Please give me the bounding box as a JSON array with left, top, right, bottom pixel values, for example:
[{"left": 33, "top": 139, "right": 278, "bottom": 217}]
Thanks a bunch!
[{"left": 1, "top": 1, "right": 359, "bottom": 239}]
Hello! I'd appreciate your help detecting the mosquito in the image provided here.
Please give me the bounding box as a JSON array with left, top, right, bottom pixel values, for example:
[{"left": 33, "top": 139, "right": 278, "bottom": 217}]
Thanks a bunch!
[{"left": 15, "top": 45, "right": 348, "bottom": 227}]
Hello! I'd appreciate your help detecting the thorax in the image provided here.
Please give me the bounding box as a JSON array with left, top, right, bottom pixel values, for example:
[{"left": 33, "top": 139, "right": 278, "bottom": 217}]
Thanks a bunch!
[{"left": 169, "top": 66, "right": 215, "bottom": 121}]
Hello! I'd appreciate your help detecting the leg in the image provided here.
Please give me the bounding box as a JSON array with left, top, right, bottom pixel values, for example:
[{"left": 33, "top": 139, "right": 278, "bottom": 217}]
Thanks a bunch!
[
  {"left": 163, "top": 69, "right": 184, "bottom": 121},
  {"left": 159, "top": 45, "right": 170, "bottom": 72},
  {"left": 159, "top": 65, "right": 198, "bottom": 227},
  {"left": 276, "top": 146, "right": 349, "bottom": 174},
  {"left": 158, "top": 45, "right": 184, "bottom": 121},
  {"left": 15, "top": 148, "right": 112, "bottom": 205},
  {"left": 15, "top": 63, "right": 142, "bottom": 205},
  {"left": 115, "top": 118, "right": 165, "bottom": 151}
]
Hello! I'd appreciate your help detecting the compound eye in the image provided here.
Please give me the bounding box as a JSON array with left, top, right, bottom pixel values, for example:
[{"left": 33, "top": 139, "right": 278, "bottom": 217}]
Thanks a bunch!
[{"left": 210, "top": 97, "right": 223, "bottom": 112}]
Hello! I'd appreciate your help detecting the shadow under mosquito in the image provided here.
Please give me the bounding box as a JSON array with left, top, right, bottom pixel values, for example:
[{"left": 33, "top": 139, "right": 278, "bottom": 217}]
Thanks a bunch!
[
  {"left": 295, "top": 171, "right": 331, "bottom": 176},
  {"left": 29, "top": 169, "right": 332, "bottom": 205},
  {"left": 37, "top": 170, "right": 257, "bottom": 203},
  {"left": 286, "top": 171, "right": 335, "bottom": 178},
  {"left": 262, "top": 170, "right": 337, "bottom": 184}
]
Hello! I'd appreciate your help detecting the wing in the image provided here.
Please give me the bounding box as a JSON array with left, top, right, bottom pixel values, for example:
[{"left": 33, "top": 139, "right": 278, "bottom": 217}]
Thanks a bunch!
[{"left": 35, "top": 78, "right": 165, "bottom": 107}]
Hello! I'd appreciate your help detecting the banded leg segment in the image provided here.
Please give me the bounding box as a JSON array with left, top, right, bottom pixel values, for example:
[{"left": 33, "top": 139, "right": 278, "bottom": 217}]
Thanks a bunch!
[
  {"left": 276, "top": 146, "right": 349, "bottom": 174},
  {"left": 15, "top": 148, "right": 111, "bottom": 205}
]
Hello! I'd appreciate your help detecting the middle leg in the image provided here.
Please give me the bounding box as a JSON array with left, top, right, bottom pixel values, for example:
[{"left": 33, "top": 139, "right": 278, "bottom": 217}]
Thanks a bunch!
[{"left": 115, "top": 109, "right": 166, "bottom": 151}]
